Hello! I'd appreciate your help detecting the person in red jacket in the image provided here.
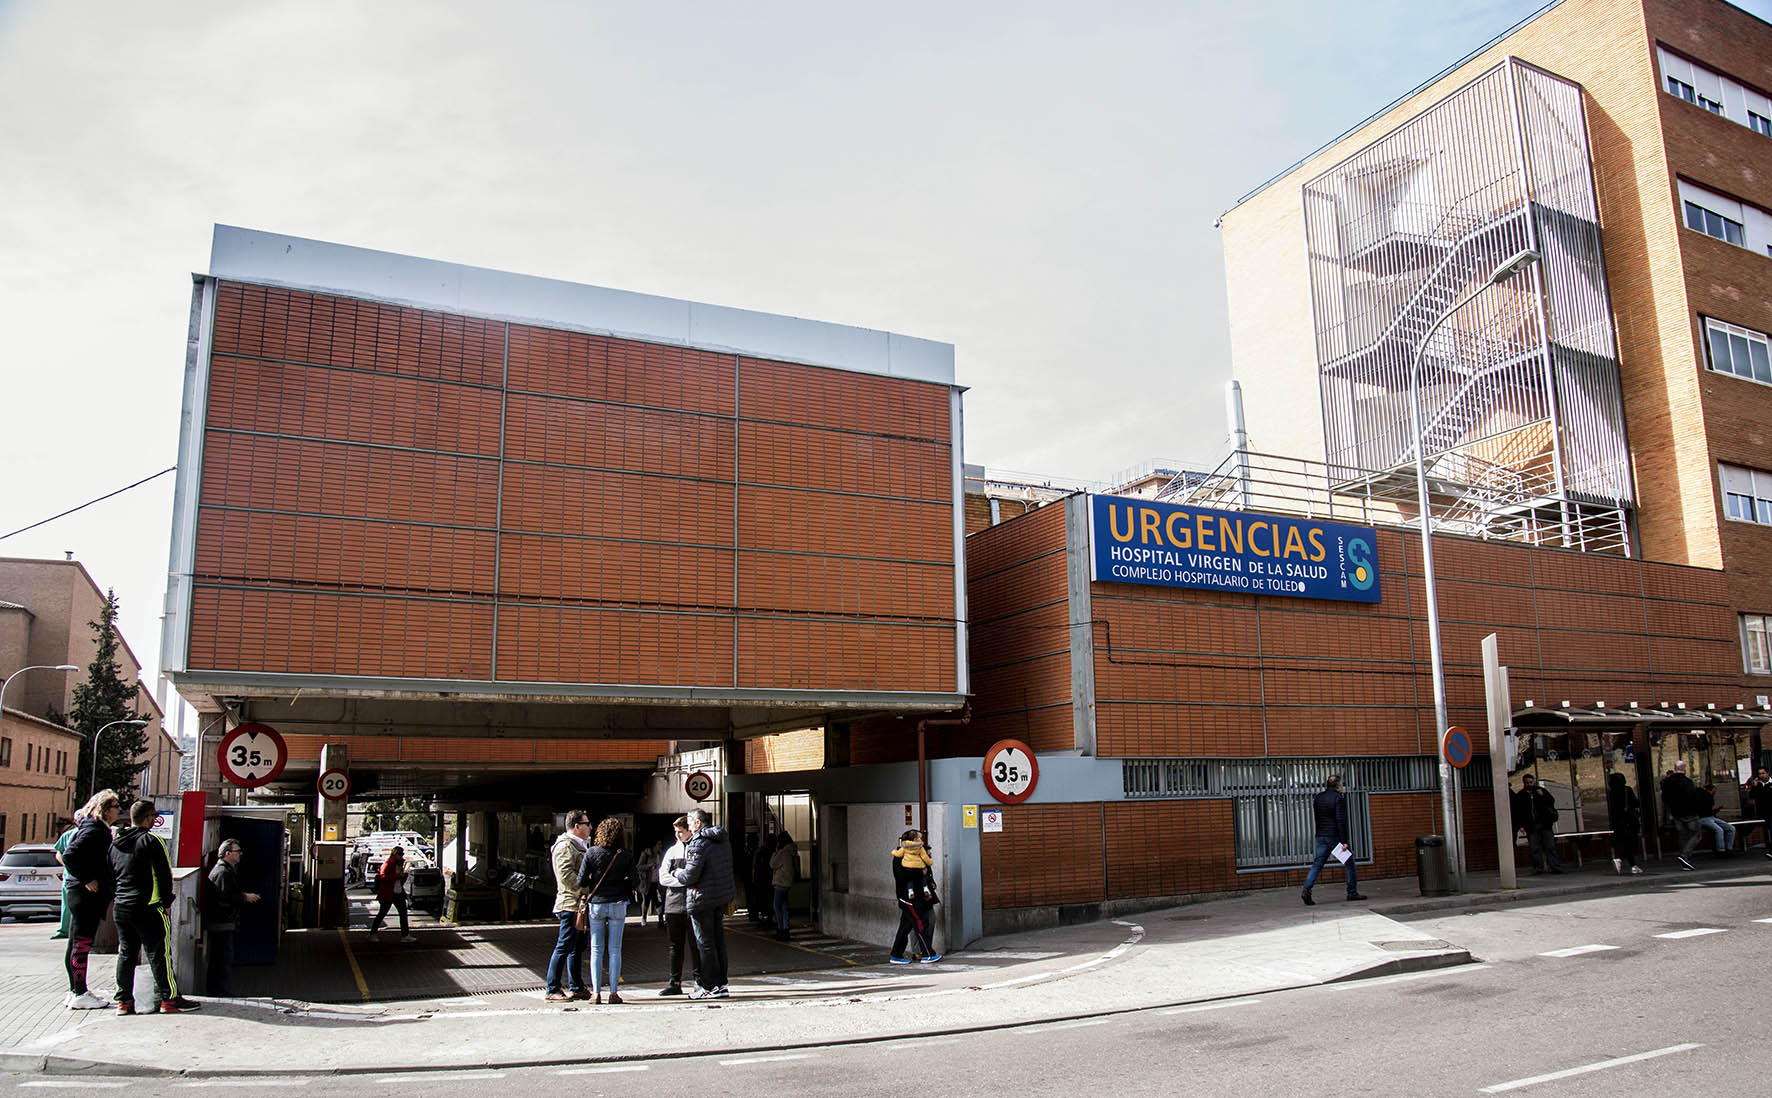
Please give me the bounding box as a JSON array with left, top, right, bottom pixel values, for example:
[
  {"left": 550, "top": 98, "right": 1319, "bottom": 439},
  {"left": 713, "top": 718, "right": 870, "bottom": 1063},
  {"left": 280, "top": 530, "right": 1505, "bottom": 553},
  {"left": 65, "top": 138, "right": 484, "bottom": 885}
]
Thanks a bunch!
[{"left": 369, "top": 846, "right": 414, "bottom": 942}]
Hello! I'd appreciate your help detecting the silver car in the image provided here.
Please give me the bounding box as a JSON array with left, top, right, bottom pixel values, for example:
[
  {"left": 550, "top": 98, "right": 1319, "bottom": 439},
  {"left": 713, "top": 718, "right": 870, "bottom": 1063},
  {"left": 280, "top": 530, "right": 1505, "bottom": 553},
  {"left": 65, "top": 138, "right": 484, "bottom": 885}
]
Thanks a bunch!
[{"left": 0, "top": 844, "right": 65, "bottom": 920}]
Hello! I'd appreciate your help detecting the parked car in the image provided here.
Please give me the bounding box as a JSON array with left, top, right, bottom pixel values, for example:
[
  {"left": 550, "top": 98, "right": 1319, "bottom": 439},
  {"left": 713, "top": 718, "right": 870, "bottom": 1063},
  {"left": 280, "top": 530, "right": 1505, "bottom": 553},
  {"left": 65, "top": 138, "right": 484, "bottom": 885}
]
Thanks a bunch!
[{"left": 0, "top": 844, "right": 65, "bottom": 920}]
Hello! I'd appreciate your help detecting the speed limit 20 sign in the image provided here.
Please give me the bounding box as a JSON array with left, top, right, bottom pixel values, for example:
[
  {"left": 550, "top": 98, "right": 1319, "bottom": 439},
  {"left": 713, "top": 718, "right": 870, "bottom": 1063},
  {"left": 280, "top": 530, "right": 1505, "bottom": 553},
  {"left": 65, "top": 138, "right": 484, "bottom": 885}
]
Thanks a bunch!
[
  {"left": 684, "top": 771, "right": 714, "bottom": 801},
  {"left": 216, "top": 723, "right": 288, "bottom": 789},
  {"left": 982, "top": 739, "right": 1039, "bottom": 804},
  {"left": 318, "top": 769, "right": 351, "bottom": 801}
]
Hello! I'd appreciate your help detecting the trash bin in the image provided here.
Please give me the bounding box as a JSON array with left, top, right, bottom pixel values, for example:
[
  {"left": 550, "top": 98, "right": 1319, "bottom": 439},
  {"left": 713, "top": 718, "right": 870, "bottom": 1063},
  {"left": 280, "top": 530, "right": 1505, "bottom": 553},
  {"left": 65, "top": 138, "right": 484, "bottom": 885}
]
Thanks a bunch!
[{"left": 1416, "top": 835, "right": 1451, "bottom": 897}]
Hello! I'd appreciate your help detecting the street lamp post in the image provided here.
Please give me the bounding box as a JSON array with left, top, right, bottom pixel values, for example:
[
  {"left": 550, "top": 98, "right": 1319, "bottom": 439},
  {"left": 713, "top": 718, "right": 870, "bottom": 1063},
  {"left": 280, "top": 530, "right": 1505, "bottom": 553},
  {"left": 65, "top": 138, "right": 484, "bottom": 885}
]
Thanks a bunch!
[
  {"left": 89, "top": 719, "right": 150, "bottom": 802},
  {"left": 0, "top": 663, "right": 81, "bottom": 720},
  {"left": 1409, "top": 247, "right": 1540, "bottom": 893}
]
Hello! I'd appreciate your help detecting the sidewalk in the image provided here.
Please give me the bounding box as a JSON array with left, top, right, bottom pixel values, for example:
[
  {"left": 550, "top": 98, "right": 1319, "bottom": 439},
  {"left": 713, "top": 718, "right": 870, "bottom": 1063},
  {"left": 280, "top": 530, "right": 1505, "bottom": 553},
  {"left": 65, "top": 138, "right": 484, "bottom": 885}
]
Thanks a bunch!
[{"left": 4, "top": 853, "right": 1764, "bottom": 1078}]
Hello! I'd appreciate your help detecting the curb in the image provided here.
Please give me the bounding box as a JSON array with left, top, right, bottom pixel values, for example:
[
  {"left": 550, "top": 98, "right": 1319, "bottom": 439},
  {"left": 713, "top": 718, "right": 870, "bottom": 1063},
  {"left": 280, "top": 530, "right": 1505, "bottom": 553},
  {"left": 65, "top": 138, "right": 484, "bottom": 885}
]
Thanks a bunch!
[
  {"left": 1372, "top": 860, "right": 1769, "bottom": 917},
  {"left": 0, "top": 949, "right": 1476, "bottom": 1079}
]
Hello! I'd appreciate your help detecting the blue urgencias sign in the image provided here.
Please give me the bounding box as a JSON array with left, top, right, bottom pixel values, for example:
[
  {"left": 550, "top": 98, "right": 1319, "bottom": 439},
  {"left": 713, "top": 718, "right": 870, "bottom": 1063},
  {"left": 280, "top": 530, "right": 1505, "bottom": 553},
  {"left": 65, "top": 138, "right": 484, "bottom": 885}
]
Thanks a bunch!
[{"left": 1089, "top": 494, "right": 1381, "bottom": 603}]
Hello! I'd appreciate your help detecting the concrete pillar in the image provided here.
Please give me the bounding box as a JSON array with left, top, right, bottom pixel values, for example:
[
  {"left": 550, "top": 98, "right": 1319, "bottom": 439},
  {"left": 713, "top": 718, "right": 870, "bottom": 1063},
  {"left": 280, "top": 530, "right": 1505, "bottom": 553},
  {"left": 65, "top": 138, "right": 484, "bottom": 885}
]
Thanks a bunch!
[{"left": 316, "top": 743, "right": 348, "bottom": 843}]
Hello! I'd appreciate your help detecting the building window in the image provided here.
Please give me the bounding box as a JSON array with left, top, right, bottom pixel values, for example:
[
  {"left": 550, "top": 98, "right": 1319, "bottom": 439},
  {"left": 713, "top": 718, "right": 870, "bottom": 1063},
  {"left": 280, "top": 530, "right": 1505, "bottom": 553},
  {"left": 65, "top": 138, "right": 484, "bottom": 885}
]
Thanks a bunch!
[
  {"left": 0, "top": 737, "right": 9, "bottom": 767},
  {"left": 1686, "top": 200, "right": 1746, "bottom": 245},
  {"left": 1699, "top": 94, "right": 1724, "bottom": 114},
  {"left": 1668, "top": 76, "right": 1697, "bottom": 102},
  {"left": 23, "top": 744, "right": 31, "bottom": 772},
  {"left": 1746, "top": 614, "right": 1772, "bottom": 674},
  {"left": 1722, "top": 463, "right": 1772, "bottom": 525},
  {"left": 1705, "top": 317, "right": 1772, "bottom": 385},
  {"left": 1752, "top": 112, "right": 1772, "bottom": 137}
]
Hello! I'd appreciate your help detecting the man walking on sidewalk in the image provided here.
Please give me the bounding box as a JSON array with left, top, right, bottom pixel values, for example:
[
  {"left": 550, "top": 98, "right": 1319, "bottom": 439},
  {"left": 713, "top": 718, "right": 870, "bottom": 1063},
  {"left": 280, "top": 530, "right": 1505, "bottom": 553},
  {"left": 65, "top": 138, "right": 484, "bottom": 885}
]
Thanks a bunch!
[
  {"left": 1302, "top": 774, "right": 1365, "bottom": 906},
  {"left": 111, "top": 799, "right": 200, "bottom": 1014},
  {"left": 1660, "top": 761, "right": 1701, "bottom": 870}
]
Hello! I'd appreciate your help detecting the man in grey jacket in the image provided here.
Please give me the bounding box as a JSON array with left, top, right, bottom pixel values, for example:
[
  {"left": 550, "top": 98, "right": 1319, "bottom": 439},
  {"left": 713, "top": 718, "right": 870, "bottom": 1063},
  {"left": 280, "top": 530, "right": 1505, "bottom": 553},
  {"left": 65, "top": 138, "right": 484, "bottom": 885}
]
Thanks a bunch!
[{"left": 665, "top": 809, "right": 735, "bottom": 999}]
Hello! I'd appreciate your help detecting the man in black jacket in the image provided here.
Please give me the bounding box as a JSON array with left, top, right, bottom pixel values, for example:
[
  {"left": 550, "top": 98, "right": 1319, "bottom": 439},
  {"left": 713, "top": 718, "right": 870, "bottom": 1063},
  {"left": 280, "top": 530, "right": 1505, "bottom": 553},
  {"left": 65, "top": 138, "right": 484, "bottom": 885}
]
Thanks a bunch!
[
  {"left": 1301, "top": 774, "right": 1366, "bottom": 906},
  {"left": 1660, "top": 760, "right": 1701, "bottom": 870},
  {"left": 667, "top": 808, "right": 735, "bottom": 1000},
  {"left": 1514, "top": 774, "right": 1564, "bottom": 874},
  {"left": 205, "top": 839, "right": 261, "bottom": 996},
  {"left": 60, "top": 791, "right": 121, "bottom": 1010},
  {"left": 1749, "top": 768, "right": 1772, "bottom": 859},
  {"left": 110, "top": 800, "right": 200, "bottom": 1014}
]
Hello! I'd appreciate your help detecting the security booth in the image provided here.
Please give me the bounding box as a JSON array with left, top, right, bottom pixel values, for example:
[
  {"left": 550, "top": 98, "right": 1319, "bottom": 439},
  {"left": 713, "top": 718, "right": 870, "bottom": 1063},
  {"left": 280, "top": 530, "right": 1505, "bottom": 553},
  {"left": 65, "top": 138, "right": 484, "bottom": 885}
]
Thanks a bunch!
[{"left": 199, "top": 804, "right": 293, "bottom": 969}]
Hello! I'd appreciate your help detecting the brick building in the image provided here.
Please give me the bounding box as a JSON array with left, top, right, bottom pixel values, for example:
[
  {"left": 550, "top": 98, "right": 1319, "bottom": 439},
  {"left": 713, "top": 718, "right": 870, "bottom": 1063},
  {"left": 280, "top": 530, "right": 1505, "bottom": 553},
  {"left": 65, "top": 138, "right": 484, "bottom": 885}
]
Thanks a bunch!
[{"left": 1, "top": 558, "right": 180, "bottom": 851}]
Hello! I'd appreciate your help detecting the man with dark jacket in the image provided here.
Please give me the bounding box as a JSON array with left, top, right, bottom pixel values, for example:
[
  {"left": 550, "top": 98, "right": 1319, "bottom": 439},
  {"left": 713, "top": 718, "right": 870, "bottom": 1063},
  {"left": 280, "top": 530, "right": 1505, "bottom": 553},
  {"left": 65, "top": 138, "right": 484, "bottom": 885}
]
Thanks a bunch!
[
  {"left": 205, "top": 839, "right": 261, "bottom": 996},
  {"left": 1749, "top": 768, "right": 1772, "bottom": 859},
  {"left": 1660, "top": 761, "right": 1701, "bottom": 870},
  {"left": 60, "top": 791, "right": 121, "bottom": 1010},
  {"left": 1301, "top": 774, "right": 1365, "bottom": 906},
  {"left": 110, "top": 800, "right": 200, "bottom": 1014},
  {"left": 666, "top": 808, "right": 735, "bottom": 999},
  {"left": 1514, "top": 773, "right": 1563, "bottom": 874}
]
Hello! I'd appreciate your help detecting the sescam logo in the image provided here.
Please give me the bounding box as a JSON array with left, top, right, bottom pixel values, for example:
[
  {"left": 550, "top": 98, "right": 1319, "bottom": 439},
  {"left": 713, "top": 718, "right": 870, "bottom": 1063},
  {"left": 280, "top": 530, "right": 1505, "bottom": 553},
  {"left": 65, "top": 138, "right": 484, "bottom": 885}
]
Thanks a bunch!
[{"left": 1345, "top": 536, "right": 1375, "bottom": 591}]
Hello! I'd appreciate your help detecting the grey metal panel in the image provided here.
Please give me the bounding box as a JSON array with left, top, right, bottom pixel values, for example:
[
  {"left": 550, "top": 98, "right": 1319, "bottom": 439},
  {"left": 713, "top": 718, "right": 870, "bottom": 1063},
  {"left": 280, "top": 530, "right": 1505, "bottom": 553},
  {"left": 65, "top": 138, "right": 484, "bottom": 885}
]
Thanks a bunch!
[
  {"left": 160, "top": 276, "right": 217, "bottom": 677},
  {"left": 209, "top": 225, "right": 954, "bottom": 386},
  {"left": 950, "top": 388, "right": 970, "bottom": 697},
  {"left": 1064, "top": 495, "right": 1097, "bottom": 755}
]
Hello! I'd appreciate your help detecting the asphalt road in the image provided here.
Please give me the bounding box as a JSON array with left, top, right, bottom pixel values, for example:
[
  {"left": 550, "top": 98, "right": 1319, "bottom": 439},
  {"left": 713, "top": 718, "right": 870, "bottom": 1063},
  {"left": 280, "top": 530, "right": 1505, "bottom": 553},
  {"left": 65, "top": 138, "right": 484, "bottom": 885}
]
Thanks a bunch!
[{"left": 6, "top": 874, "right": 1768, "bottom": 1097}]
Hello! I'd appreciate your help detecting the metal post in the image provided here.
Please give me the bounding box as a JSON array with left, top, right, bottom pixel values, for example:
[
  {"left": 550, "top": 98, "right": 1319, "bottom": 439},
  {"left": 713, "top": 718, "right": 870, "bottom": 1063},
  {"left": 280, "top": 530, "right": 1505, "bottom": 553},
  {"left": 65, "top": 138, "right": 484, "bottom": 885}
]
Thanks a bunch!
[
  {"left": 1410, "top": 250, "right": 1540, "bottom": 893},
  {"left": 1482, "top": 635, "right": 1517, "bottom": 888},
  {"left": 89, "top": 719, "right": 149, "bottom": 801}
]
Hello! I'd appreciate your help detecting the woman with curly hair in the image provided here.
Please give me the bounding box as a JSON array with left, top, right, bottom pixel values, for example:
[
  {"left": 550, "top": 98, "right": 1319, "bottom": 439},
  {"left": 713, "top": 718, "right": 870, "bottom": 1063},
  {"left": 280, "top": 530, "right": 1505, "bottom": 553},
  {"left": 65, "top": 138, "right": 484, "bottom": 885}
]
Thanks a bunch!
[{"left": 575, "top": 817, "right": 636, "bottom": 1003}]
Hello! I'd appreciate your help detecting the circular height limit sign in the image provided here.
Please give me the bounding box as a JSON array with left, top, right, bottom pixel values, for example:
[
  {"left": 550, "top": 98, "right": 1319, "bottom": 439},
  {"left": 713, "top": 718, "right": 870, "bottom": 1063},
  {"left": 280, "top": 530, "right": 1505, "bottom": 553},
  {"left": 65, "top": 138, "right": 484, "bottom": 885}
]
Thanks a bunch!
[
  {"left": 216, "top": 723, "right": 289, "bottom": 789},
  {"left": 983, "top": 739, "right": 1039, "bottom": 804}
]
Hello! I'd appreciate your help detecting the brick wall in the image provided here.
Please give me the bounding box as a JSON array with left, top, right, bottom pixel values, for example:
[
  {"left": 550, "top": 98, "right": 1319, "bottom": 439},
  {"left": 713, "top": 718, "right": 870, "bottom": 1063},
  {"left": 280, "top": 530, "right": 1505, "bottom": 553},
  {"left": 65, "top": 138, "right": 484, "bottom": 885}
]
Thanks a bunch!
[
  {"left": 189, "top": 283, "right": 960, "bottom": 695},
  {"left": 1091, "top": 522, "right": 1740, "bottom": 760},
  {"left": 745, "top": 728, "right": 825, "bottom": 774},
  {"left": 979, "top": 803, "right": 1105, "bottom": 908}
]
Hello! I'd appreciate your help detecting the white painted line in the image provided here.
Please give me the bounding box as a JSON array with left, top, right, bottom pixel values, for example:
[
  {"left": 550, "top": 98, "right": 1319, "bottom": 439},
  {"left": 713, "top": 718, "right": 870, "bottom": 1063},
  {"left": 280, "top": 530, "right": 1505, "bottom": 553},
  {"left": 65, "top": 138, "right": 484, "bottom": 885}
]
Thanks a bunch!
[
  {"left": 556, "top": 1065, "right": 650, "bottom": 1075},
  {"left": 958, "top": 950, "right": 1063, "bottom": 960},
  {"left": 720, "top": 1053, "right": 815, "bottom": 1066},
  {"left": 1049, "top": 1018, "right": 1113, "bottom": 1030},
  {"left": 22, "top": 1085, "right": 130, "bottom": 1090},
  {"left": 1754, "top": 918, "right": 1772, "bottom": 924},
  {"left": 881, "top": 1037, "right": 962, "bottom": 1051},
  {"left": 1162, "top": 1000, "right": 1255, "bottom": 1016},
  {"left": 1479, "top": 1043, "right": 1702, "bottom": 1092},
  {"left": 1653, "top": 928, "right": 1727, "bottom": 939},
  {"left": 1539, "top": 944, "right": 1620, "bottom": 958},
  {"left": 174, "top": 1082, "right": 311, "bottom": 1089},
  {"left": 372, "top": 1071, "right": 506, "bottom": 1082}
]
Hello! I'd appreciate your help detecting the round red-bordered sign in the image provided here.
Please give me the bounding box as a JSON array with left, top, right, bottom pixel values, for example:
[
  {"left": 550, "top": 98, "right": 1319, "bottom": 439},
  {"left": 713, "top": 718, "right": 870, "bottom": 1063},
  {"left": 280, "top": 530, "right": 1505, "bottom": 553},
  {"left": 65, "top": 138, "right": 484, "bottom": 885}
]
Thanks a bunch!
[
  {"left": 216, "top": 723, "right": 288, "bottom": 789},
  {"left": 685, "top": 771, "right": 714, "bottom": 801},
  {"left": 318, "top": 768, "right": 351, "bottom": 801},
  {"left": 982, "top": 739, "right": 1039, "bottom": 804},
  {"left": 1442, "top": 725, "right": 1473, "bottom": 770}
]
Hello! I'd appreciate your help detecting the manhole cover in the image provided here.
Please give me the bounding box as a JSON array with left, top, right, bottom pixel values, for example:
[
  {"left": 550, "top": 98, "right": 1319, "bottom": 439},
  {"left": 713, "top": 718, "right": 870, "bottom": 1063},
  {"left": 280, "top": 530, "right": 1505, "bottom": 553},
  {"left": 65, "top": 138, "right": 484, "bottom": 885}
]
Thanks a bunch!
[{"left": 1372, "top": 939, "right": 1452, "bottom": 951}]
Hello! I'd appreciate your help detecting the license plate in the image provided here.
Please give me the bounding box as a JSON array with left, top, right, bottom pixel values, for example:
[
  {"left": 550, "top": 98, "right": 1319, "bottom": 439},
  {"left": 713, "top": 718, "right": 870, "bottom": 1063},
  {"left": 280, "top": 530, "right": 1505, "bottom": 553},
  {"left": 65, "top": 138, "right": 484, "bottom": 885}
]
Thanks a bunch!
[{"left": 18, "top": 875, "right": 47, "bottom": 884}]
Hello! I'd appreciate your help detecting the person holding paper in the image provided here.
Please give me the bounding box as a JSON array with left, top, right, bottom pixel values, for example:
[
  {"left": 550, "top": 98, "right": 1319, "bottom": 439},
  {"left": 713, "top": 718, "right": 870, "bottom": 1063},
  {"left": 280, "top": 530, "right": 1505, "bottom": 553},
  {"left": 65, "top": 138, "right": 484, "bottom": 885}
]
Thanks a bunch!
[{"left": 1302, "top": 774, "right": 1366, "bottom": 906}]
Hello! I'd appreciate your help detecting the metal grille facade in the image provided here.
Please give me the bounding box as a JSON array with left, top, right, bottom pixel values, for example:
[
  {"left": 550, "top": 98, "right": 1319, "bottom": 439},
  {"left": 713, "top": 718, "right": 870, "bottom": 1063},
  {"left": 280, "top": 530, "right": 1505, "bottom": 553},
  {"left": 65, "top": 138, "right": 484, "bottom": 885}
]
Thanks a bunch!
[
  {"left": 1300, "top": 57, "right": 1634, "bottom": 552},
  {"left": 1121, "top": 756, "right": 1453, "bottom": 869}
]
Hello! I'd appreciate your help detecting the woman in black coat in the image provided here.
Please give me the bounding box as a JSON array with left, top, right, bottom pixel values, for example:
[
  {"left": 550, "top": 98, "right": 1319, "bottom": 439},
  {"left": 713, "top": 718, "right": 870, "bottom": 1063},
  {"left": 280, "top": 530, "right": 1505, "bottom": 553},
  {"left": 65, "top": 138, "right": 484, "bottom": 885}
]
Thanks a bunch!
[{"left": 1608, "top": 771, "right": 1644, "bottom": 875}]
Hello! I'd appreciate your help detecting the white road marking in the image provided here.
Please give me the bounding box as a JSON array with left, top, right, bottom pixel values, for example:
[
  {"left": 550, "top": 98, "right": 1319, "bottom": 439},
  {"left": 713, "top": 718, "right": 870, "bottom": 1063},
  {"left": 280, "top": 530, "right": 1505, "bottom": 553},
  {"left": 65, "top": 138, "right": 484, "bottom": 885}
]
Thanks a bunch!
[
  {"left": 1539, "top": 944, "right": 1620, "bottom": 957},
  {"left": 21, "top": 1085, "right": 130, "bottom": 1090},
  {"left": 1479, "top": 1043, "right": 1702, "bottom": 1092},
  {"left": 719, "top": 1053, "right": 815, "bottom": 1065},
  {"left": 881, "top": 1037, "right": 962, "bottom": 1051},
  {"left": 174, "top": 1082, "right": 311, "bottom": 1089},
  {"left": 556, "top": 1065, "right": 650, "bottom": 1075},
  {"left": 1049, "top": 1017, "right": 1112, "bottom": 1030},
  {"left": 1754, "top": 917, "right": 1772, "bottom": 924},
  {"left": 1162, "top": 999, "right": 1255, "bottom": 1015},
  {"left": 372, "top": 1071, "right": 505, "bottom": 1081},
  {"left": 959, "top": 950, "right": 1063, "bottom": 960},
  {"left": 1653, "top": 928, "right": 1727, "bottom": 939}
]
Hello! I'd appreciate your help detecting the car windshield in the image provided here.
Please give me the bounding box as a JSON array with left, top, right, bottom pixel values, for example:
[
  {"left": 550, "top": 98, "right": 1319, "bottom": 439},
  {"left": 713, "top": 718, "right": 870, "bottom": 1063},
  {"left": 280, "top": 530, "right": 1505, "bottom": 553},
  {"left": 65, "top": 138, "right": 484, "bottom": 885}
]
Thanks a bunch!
[{"left": 1, "top": 850, "right": 62, "bottom": 868}]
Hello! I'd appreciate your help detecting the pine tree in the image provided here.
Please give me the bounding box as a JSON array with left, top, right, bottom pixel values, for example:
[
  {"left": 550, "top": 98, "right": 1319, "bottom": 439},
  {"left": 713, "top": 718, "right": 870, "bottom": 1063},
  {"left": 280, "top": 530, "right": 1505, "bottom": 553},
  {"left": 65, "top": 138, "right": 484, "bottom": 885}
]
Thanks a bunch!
[{"left": 67, "top": 590, "right": 152, "bottom": 799}]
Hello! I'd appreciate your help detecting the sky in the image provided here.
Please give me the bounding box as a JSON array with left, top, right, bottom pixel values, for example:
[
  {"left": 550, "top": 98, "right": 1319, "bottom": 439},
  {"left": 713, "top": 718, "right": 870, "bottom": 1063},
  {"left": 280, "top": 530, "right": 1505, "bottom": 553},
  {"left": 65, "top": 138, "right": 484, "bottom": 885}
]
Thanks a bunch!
[{"left": 2, "top": 0, "right": 1769, "bottom": 726}]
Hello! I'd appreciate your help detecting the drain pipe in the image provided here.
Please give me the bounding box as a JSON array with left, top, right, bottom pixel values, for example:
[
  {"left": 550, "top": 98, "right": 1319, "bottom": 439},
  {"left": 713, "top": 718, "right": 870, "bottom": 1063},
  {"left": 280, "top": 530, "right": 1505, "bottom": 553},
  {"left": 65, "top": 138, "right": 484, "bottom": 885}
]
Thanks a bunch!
[{"left": 917, "top": 703, "right": 973, "bottom": 836}]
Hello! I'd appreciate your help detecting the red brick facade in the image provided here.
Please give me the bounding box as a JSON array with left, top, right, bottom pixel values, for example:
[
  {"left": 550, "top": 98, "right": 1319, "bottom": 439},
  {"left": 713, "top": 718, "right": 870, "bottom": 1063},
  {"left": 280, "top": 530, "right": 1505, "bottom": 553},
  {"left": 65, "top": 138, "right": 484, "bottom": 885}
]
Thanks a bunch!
[{"left": 188, "top": 282, "right": 960, "bottom": 695}]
